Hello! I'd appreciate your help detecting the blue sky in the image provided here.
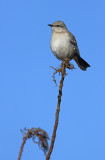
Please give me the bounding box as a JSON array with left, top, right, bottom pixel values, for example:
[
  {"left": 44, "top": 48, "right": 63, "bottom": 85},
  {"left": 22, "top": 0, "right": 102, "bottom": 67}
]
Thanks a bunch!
[{"left": 0, "top": 0, "right": 105, "bottom": 159}]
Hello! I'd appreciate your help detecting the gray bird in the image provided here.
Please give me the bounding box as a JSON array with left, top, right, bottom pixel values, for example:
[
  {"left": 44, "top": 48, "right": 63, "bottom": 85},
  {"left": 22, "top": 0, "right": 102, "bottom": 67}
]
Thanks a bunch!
[{"left": 48, "top": 21, "right": 90, "bottom": 71}]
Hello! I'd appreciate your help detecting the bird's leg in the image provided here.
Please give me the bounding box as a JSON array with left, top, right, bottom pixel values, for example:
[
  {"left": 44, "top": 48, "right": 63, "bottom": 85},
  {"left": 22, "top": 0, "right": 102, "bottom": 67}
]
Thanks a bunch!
[{"left": 63, "top": 58, "right": 76, "bottom": 70}]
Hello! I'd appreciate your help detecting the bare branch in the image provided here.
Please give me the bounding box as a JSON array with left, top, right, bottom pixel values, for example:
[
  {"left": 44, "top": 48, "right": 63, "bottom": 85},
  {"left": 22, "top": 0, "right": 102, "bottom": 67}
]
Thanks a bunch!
[
  {"left": 46, "top": 60, "right": 75, "bottom": 160},
  {"left": 18, "top": 128, "right": 49, "bottom": 160}
]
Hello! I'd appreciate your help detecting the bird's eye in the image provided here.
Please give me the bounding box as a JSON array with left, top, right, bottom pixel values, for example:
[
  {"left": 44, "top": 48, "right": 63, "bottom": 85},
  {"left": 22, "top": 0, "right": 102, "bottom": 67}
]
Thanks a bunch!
[
  {"left": 55, "top": 25, "right": 60, "bottom": 27},
  {"left": 55, "top": 25, "right": 61, "bottom": 27}
]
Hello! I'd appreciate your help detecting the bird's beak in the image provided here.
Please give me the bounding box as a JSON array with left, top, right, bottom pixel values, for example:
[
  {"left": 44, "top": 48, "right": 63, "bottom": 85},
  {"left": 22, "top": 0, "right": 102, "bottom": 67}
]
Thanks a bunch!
[{"left": 48, "top": 24, "right": 53, "bottom": 27}]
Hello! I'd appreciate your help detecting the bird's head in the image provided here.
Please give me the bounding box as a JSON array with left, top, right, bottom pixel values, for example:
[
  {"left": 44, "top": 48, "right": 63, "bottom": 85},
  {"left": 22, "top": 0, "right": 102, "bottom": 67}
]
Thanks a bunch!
[{"left": 48, "top": 21, "right": 67, "bottom": 32}]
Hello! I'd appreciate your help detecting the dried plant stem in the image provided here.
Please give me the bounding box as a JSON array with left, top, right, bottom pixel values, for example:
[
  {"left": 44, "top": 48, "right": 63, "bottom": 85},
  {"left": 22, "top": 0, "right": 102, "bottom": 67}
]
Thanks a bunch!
[
  {"left": 18, "top": 60, "right": 74, "bottom": 160},
  {"left": 18, "top": 137, "right": 27, "bottom": 160},
  {"left": 46, "top": 62, "right": 66, "bottom": 160},
  {"left": 18, "top": 128, "right": 49, "bottom": 160}
]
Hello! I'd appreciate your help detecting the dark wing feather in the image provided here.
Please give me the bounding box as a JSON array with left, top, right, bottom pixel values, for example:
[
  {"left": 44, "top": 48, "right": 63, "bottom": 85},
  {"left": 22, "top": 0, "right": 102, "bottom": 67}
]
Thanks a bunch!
[{"left": 69, "top": 32, "right": 80, "bottom": 56}]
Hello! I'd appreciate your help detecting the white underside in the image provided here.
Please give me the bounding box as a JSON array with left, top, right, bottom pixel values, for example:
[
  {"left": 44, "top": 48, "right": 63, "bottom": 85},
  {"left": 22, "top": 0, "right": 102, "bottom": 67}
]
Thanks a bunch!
[{"left": 51, "top": 32, "right": 75, "bottom": 60}]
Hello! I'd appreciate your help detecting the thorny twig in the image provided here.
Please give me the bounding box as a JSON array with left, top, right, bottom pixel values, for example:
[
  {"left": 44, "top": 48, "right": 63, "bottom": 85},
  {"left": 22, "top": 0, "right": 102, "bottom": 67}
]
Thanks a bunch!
[
  {"left": 18, "top": 128, "right": 49, "bottom": 160},
  {"left": 51, "top": 60, "right": 75, "bottom": 86},
  {"left": 46, "top": 60, "right": 75, "bottom": 160},
  {"left": 18, "top": 60, "right": 75, "bottom": 160}
]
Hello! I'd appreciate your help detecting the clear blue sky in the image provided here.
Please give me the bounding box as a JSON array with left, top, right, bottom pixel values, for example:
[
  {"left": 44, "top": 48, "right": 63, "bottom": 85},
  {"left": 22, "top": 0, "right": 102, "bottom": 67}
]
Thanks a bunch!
[{"left": 0, "top": 0, "right": 105, "bottom": 159}]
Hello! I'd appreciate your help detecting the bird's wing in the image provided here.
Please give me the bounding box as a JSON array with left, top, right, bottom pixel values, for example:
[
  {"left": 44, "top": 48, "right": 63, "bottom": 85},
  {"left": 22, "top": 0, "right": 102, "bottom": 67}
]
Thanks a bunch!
[{"left": 69, "top": 32, "right": 80, "bottom": 56}]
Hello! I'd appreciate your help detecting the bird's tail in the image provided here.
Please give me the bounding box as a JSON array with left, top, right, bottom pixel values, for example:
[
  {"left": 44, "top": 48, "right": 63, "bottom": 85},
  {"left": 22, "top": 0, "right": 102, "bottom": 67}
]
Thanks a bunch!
[{"left": 74, "top": 56, "right": 90, "bottom": 71}]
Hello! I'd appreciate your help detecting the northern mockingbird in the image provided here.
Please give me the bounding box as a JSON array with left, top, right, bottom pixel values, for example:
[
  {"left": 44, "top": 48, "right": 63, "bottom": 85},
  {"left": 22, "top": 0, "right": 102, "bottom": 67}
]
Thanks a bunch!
[{"left": 48, "top": 21, "right": 90, "bottom": 71}]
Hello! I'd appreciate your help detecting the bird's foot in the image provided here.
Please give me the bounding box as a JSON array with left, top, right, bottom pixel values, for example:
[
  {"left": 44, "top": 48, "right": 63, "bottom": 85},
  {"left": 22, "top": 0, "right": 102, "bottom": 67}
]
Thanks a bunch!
[{"left": 62, "top": 59, "right": 76, "bottom": 70}]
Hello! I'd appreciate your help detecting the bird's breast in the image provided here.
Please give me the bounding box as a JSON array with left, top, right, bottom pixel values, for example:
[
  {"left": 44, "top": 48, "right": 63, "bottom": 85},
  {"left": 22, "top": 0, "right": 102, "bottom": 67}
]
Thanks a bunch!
[{"left": 50, "top": 32, "right": 73, "bottom": 60}]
